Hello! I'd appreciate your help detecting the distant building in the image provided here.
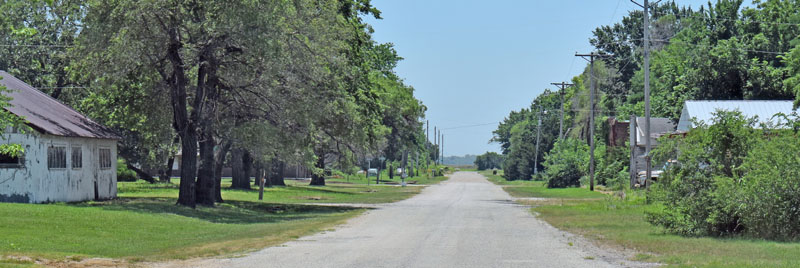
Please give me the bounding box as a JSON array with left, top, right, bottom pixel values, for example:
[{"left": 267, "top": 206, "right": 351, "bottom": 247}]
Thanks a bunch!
[
  {"left": 0, "top": 71, "right": 119, "bottom": 203},
  {"left": 677, "top": 100, "right": 795, "bottom": 131},
  {"left": 607, "top": 117, "right": 629, "bottom": 147},
  {"left": 629, "top": 116, "right": 676, "bottom": 183}
]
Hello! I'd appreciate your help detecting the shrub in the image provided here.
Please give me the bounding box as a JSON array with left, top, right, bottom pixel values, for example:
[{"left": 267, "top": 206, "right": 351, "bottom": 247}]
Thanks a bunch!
[
  {"left": 542, "top": 138, "right": 588, "bottom": 188},
  {"left": 117, "top": 158, "right": 138, "bottom": 182}
]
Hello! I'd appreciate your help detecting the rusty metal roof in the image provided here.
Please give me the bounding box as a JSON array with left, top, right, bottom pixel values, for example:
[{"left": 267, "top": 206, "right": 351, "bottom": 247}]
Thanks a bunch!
[{"left": 0, "top": 71, "right": 120, "bottom": 140}]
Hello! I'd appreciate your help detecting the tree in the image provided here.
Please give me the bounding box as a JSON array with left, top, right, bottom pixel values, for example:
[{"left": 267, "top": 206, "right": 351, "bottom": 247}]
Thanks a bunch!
[
  {"left": 474, "top": 152, "right": 503, "bottom": 170},
  {"left": 0, "top": 0, "right": 84, "bottom": 101},
  {"left": 78, "top": 0, "right": 371, "bottom": 206}
]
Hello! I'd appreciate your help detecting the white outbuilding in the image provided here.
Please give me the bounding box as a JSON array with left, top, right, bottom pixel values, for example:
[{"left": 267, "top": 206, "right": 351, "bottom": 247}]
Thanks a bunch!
[
  {"left": 0, "top": 71, "right": 120, "bottom": 203},
  {"left": 677, "top": 100, "right": 795, "bottom": 131}
]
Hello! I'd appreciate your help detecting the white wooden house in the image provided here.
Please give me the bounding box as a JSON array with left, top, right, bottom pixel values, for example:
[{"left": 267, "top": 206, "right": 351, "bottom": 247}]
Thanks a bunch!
[{"left": 0, "top": 71, "right": 119, "bottom": 203}]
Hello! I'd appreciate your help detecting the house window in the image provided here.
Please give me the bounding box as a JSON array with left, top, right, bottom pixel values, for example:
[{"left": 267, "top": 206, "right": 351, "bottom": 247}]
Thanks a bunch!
[
  {"left": 99, "top": 148, "right": 112, "bottom": 169},
  {"left": 71, "top": 146, "right": 82, "bottom": 169},
  {"left": 0, "top": 145, "right": 23, "bottom": 168},
  {"left": 48, "top": 146, "right": 67, "bottom": 169}
]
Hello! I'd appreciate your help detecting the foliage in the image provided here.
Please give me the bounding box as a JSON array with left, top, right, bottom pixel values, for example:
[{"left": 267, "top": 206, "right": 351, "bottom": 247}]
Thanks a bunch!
[
  {"left": 542, "top": 138, "right": 588, "bottom": 188},
  {"left": 474, "top": 152, "right": 503, "bottom": 170},
  {"left": 116, "top": 158, "right": 137, "bottom": 182},
  {"left": 648, "top": 110, "right": 800, "bottom": 240},
  {"left": 0, "top": 0, "right": 84, "bottom": 102}
]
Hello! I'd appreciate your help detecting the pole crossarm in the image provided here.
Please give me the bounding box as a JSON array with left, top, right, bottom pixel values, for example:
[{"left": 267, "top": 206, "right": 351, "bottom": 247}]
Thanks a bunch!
[{"left": 550, "top": 82, "right": 574, "bottom": 140}]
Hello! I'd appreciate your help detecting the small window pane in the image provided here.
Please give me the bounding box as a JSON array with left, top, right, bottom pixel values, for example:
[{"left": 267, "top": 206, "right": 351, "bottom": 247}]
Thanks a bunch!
[
  {"left": 99, "top": 148, "right": 111, "bottom": 169},
  {"left": 48, "top": 146, "right": 66, "bottom": 169},
  {"left": 71, "top": 146, "right": 82, "bottom": 169}
]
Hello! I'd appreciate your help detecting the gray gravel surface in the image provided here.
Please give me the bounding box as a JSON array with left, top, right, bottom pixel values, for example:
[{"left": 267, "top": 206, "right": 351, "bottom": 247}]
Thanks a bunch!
[{"left": 161, "top": 171, "right": 654, "bottom": 268}]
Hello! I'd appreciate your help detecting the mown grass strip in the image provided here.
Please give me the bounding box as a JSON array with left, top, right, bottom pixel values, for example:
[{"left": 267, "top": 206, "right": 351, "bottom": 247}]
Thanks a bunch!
[{"left": 482, "top": 170, "right": 800, "bottom": 267}]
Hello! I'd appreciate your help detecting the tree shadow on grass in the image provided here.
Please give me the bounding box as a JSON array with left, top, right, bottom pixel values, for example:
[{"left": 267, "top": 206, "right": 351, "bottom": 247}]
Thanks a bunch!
[
  {"left": 284, "top": 185, "right": 359, "bottom": 195},
  {"left": 69, "top": 197, "right": 363, "bottom": 224}
]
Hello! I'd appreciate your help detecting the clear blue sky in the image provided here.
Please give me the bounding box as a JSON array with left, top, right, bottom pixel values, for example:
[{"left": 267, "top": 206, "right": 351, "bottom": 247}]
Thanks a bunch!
[{"left": 364, "top": 0, "right": 717, "bottom": 157}]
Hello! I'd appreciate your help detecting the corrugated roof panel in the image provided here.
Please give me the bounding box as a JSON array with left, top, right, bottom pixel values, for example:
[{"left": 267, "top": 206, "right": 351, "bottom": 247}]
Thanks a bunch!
[
  {"left": 680, "top": 100, "right": 795, "bottom": 130},
  {"left": 0, "top": 71, "right": 120, "bottom": 140}
]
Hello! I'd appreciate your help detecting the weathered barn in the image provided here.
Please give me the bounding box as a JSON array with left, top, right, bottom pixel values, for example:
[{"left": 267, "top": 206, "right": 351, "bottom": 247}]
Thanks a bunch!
[{"left": 0, "top": 71, "right": 119, "bottom": 203}]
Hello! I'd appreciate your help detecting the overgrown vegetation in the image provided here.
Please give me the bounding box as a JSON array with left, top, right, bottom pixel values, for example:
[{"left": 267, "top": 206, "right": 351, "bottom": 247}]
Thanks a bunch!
[
  {"left": 648, "top": 110, "right": 800, "bottom": 240},
  {"left": 541, "top": 138, "right": 587, "bottom": 188}
]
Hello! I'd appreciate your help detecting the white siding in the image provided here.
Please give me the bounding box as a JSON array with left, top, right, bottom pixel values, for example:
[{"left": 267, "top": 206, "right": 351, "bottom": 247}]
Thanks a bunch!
[{"left": 0, "top": 132, "right": 117, "bottom": 203}]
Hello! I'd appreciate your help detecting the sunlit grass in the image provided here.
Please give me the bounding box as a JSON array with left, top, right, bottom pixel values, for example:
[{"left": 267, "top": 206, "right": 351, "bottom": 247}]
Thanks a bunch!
[
  {"left": 483, "top": 168, "right": 800, "bottom": 267},
  {"left": 0, "top": 177, "right": 432, "bottom": 264}
]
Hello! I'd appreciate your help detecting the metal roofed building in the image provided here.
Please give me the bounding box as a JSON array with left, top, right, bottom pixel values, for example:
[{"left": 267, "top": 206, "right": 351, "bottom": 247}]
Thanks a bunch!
[
  {"left": 0, "top": 71, "right": 120, "bottom": 203},
  {"left": 677, "top": 100, "right": 795, "bottom": 131}
]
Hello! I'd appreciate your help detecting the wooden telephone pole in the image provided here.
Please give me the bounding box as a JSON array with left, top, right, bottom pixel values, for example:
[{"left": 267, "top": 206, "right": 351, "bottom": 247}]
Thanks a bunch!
[
  {"left": 631, "top": 0, "right": 657, "bottom": 186},
  {"left": 575, "top": 52, "right": 608, "bottom": 191},
  {"left": 551, "top": 82, "right": 574, "bottom": 140}
]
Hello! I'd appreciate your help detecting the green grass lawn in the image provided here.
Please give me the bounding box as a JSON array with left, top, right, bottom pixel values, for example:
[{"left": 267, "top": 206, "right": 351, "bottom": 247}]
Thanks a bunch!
[
  {"left": 481, "top": 169, "right": 800, "bottom": 267},
  {"left": 0, "top": 177, "right": 435, "bottom": 265},
  {"left": 325, "top": 174, "right": 448, "bottom": 186},
  {"left": 480, "top": 170, "right": 606, "bottom": 199},
  {"left": 534, "top": 197, "right": 800, "bottom": 267}
]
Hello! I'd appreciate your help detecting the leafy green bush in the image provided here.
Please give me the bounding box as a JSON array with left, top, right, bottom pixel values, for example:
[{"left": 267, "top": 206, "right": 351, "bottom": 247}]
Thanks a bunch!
[
  {"left": 542, "top": 138, "right": 588, "bottom": 188},
  {"left": 647, "top": 110, "right": 800, "bottom": 240},
  {"left": 117, "top": 158, "right": 138, "bottom": 182}
]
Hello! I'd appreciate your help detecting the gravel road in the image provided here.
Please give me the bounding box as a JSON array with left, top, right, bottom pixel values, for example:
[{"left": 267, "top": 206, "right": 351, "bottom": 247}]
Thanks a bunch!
[{"left": 167, "top": 171, "right": 652, "bottom": 268}]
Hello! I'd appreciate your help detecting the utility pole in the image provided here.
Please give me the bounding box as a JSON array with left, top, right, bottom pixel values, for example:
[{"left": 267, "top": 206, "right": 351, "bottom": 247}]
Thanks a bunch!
[
  {"left": 575, "top": 52, "right": 608, "bottom": 191},
  {"left": 434, "top": 126, "right": 438, "bottom": 165},
  {"left": 551, "top": 82, "right": 574, "bottom": 139},
  {"left": 534, "top": 106, "right": 543, "bottom": 175},
  {"left": 440, "top": 133, "right": 444, "bottom": 165},
  {"left": 426, "top": 120, "right": 430, "bottom": 170},
  {"left": 632, "top": 0, "right": 656, "bottom": 186}
]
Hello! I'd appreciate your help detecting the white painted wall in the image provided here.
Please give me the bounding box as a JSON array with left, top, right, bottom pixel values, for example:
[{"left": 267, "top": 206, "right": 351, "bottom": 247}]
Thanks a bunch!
[{"left": 0, "top": 132, "right": 117, "bottom": 203}]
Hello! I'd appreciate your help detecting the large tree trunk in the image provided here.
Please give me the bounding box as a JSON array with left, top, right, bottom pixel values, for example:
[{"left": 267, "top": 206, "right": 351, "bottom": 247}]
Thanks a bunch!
[
  {"left": 264, "top": 161, "right": 273, "bottom": 188},
  {"left": 231, "top": 148, "right": 250, "bottom": 189},
  {"left": 270, "top": 158, "right": 286, "bottom": 186},
  {"left": 126, "top": 162, "right": 156, "bottom": 183},
  {"left": 164, "top": 21, "right": 198, "bottom": 208},
  {"left": 244, "top": 151, "right": 256, "bottom": 187},
  {"left": 193, "top": 43, "right": 222, "bottom": 207},
  {"left": 388, "top": 163, "right": 394, "bottom": 180},
  {"left": 310, "top": 149, "right": 326, "bottom": 186},
  {"left": 195, "top": 131, "right": 217, "bottom": 206},
  {"left": 213, "top": 140, "right": 231, "bottom": 203},
  {"left": 177, "top": 133, "right": 198, "bottom": 207}
]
